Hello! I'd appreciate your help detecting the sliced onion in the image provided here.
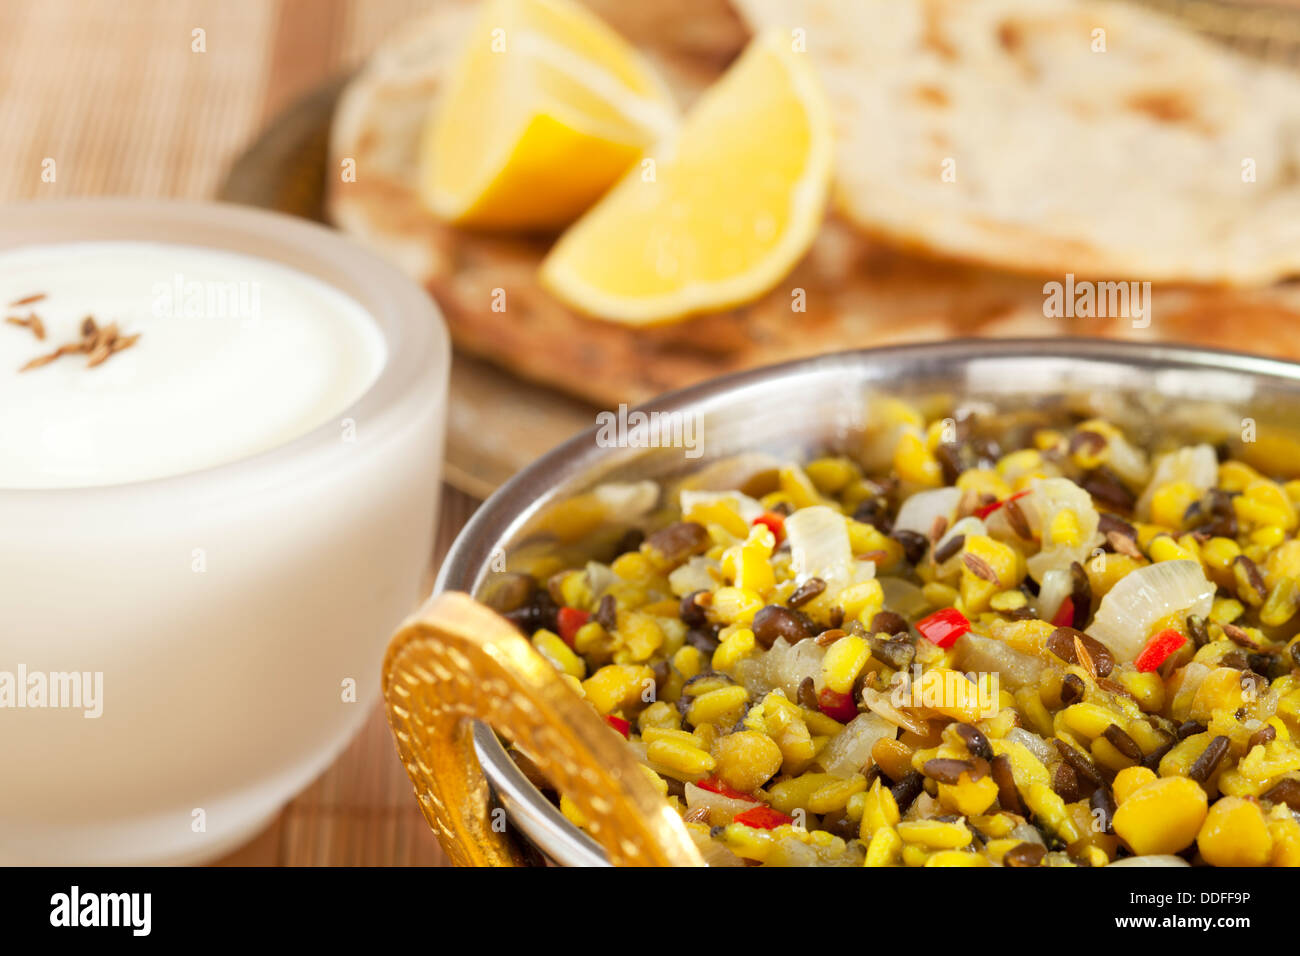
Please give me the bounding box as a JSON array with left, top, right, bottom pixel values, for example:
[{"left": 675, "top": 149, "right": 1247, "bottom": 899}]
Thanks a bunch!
[
  {"left": 760, "top": 637, "right": 826, "bottom": 698},
  {"left": 862, "top": 686, "right": 930, "bottom": 736},
  {"left": 688, "top": 828, "right": 745, "bottom": 867},
  {"left": 785, "top": 505, "right": 853, "bottom": 584},
  {"left": 1168, "top": 660, "right": 1212, "bottom": 714},
  {"left": 819, "top": 712, "right": 896, "bottom": 778},
  {"left": 668, "top": 555, "right": 720, "bottom": 596},
  {"left": 1008, "top": 822, "right": 1046, "bottom": 846},
  {"left": 1103, "top": 431, "right": 1150, "bottom": 488},
  {"left": 1255, "top": 689, "right": 1280, "bottom": 723},
  {"left": 679, "top": 488, "right": 765, "bottom": 524},
  {"left": 684, "top": 781, "right": 759, "bottom": 825},
  {"left": 732, "top": 657, "right": 768, "bottom": 698},
  {"left": 952, "top": 633, "right": 1044, "bottom": 690},
  {"left": 765, "top": 838, "right": 825, "bottom": 867},
  {"left": 1088, "top": 559, "right": 1215, "bottom": 661},
  {"left": 1005, "top": 727, "right": 1054, "bottom": 766},
  {"left": 1033, "top": 567, "right": 1072, "bottom": 623},
  {"left": 676, "top": 453, "right": 783, "bottom": 497},
  {"left": 860, "top": 398, "right": 921, "bottom": 472},
  {"left": 837, "top": 558, "right": 878, "bottom": 593},
  {"left": 584, "top": 560, "right": 614, "bottom": 598},
  {"left": 893, "top": 487, "right": 961, "bottom": 536},
  {"left": 1136, "top": 444, "right": 1217, "bottom": 519},
  {"left": 594, "top": 480, "right": 659, "bottom": 518},
  {"left": 909, "top": 791, "right": 941, "bottom": 820},
  {"left": 879, "top": 577, "right": 930, "bottom": 620},
  {"left": 1024, "top": 477, "right": 1102, "bottom": 582}
]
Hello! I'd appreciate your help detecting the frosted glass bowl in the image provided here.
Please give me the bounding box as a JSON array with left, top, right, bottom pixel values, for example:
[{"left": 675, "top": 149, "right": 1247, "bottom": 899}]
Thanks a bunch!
[{"left": 0, "top": 200, "right": 449, "bottom": 864}]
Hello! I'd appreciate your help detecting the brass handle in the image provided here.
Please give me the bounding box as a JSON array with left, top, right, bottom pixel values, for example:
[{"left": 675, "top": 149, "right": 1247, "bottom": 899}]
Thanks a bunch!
[{"left": 382, "top": 591, "right": 704, "bottom": 867}]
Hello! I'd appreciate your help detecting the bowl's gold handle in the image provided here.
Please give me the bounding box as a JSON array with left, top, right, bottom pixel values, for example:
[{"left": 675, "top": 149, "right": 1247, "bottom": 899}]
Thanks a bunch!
[{"left": 382, "top": 591, "right": 705, "bottom": 867}]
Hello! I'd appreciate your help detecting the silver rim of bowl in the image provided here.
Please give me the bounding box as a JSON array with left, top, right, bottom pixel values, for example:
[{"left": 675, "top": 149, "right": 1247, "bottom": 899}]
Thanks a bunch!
[{"left": 441, "top": 337, "right": 1300, "bottom": 867}]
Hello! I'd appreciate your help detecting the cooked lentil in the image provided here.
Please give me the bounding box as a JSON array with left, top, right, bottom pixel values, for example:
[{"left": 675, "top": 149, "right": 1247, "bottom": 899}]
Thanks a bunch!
[{"left": 504, "top": 405, "right": 1300, "bottom": 866}]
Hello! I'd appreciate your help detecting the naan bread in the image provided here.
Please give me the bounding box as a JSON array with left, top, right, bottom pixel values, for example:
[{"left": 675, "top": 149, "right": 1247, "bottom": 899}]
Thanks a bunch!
[{"left": 734, "top": 0, "right": 1300, "bottom": 285}]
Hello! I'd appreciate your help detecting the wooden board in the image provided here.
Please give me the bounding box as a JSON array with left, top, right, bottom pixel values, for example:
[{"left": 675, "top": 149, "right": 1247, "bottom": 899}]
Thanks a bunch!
[{"left": 221, "top": 0, "right": 1300, "bottom": 497}]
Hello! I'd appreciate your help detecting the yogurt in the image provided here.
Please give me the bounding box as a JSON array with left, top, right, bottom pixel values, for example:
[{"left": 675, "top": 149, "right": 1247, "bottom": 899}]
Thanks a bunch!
[{"left": 0, "top": 242, "right": 385, "bottom": 489}]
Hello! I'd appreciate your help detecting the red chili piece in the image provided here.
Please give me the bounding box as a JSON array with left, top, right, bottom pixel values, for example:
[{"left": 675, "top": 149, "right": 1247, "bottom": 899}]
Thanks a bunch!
[
  {"left": 695, "top": 777, "right": 757, "bottom": 802},
  {"left": 556, "top": 606, "right": 591, "bottom": 646},
  {"left": 817, "top": 687, "right": 858, "bottom": 723},
  {"left": 1134, "top": 628, "right": 1186, "bottom": 673},
  {"left": 752, "top": 511, "right": 785, "bottom": 544},
  {"left": 916, "top": 607, "right": 971, "bottom": 648},
  {"left": 1051, "top": 596, "right": 1075, "bottom": 628},
  {"left": 733, "top": 806, "right": 794, "bottom": 830}
]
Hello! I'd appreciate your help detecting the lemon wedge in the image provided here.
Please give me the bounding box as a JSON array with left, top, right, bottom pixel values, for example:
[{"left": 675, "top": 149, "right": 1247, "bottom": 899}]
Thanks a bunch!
[
  {"left": 421, "top": 0, "right": 676, "bottom": 231},
  {"left": 539, "top": 29, "right": 832, "bottom": 324}
]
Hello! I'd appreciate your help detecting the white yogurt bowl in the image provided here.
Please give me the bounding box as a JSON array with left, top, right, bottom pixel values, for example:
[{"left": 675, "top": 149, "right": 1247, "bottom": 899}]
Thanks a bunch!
[{"left": 0, "top": 200, "right": 449, "bottom": 864}]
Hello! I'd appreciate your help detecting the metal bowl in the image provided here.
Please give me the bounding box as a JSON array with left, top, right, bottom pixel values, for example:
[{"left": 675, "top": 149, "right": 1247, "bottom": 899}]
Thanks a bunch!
[{"left": 435, "top": 338, "right": 1300, "bottom": 866}]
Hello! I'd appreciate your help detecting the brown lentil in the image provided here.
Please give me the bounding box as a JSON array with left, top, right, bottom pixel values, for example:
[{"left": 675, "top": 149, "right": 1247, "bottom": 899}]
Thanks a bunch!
[
  {"left": 1081, "top": 467, "right": 1136, "bottom": 512},
  {"left": 991, "top": 754, "right": 1024, "bottom": 815},
  {"left": 1068, "top": 561, "right": 1092, "bottom": 629},
  {"left": 1053, "top": 761, "right": 1081, "bottom": 802},
  {"left": 1069, "top": 429, "right": 1107, "bottom": 458},
  {"left": 1003, "top": 841, "right": 1046, "bottom": 867},
  {"left": 869, "top": 634, "right": 915, "bottom": 670},
  {"left": 869, "top": 610, "right": 909, "bottom": 637},
  {"left": 751, "top": 604, "right": 810, "bottom": 648},
  {"left": 933, "top": 534, "right": 965, "bottom": 564},
  {"left": 1102, "top": 724, "right": 1143, "bottom": 762},
  {"left": 1003, "top": 496, "right": 1033, "bottom": 540},
  {"left": 1089, "top": 786, "right": 1117, "bottom": 834},
  {"left": 1046, "top": 627, "right": 1114, "bottom": 678},
  {"left": 1055, "top": 738, "right": 1104, "bottom": 788},
  {"left": 595, "top": 593, "right": 617, "bottom": 631},
  {"left": 1141, "top": 737, "right": 1176, "bottom": 770},
  {"left": 1263, "top": 778, "right": 1300, "bottom": 812},
  {"left": 1060, "top": 672, "right": 1085, "bottom": 706},
  {"left": 890, "top": 771, "right": 925, "bottom": 811},
  {"left": 1187, "top": 735, "right": 1230, "bottom": 783},
  {"left": 924, "top": 758, "right": 977, "bottom": 784},
  {"left": 891, "top": 529, "right": 928, "bottom": 564},
  {"left": 787, "top": 577, "right": 826, "bottom": 608},
  {"left": 1234, "top": 554, "right": 1269, "bottom": 603},
  {"left": 955, "top": 723, "right": 994, "bottom": 761},
  {"left": 797, "top": 676, "right": 818, "bottom": 710},
  {"left": 679, "top": 590, "right": 708, "bottom": 627},
  {"left": 643, "top": 521, "right": 710, "bottom": 566},
  {"left": 1247, "top": 724, "right": 1277, "bottom": 750}
]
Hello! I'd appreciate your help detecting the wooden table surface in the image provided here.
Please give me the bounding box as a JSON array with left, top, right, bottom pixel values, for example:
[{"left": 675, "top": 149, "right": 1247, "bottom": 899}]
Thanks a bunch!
[{"left": 0, "top": 0, "right": 474, "bottom": 866}]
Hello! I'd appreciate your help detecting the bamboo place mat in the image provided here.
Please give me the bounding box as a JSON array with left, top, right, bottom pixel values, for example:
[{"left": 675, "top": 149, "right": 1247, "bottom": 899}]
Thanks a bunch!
[{"left": 0, "top": 0, "right": 459, "bottom": 867}]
